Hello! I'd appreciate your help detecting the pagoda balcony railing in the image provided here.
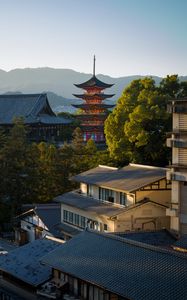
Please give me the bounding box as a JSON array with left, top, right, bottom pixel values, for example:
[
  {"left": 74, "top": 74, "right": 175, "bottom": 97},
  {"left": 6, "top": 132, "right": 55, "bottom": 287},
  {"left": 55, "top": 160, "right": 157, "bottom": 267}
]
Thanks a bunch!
[
  {"left": 82, "top": 123, "right": 104, "bottom": 126},
  {"left": 167, "top": 138, "right": 187, "bottom": 148}
]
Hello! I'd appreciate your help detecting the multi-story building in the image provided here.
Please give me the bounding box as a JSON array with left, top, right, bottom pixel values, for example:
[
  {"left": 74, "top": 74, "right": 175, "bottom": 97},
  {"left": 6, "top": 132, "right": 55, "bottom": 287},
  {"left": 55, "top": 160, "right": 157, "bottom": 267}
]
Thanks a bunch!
[
  {"left": 166, "top": 98, "right": 187, "bottom": 235},
  {"left": 55, "top": 164, "right": 171, "bottom": 240}
]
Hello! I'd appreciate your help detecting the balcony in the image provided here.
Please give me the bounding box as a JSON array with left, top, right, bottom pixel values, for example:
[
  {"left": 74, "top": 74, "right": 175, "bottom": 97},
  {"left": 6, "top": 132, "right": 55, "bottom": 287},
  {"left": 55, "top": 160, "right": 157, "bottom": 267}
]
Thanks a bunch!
[
  {"left": 167, "top": 104, "right": 187, "bottom": 114},
  {"left": 167, "top": 171, "right": 187, "bottom": 181},
  {"left": 166, "top": 138, "right": 187, "bottom": 148},
  {"left": 37, "top": 279, "right": 68, "bottom": 299},
  {"left": 173, "top": 106, "right": 187, "bottom": 114}
]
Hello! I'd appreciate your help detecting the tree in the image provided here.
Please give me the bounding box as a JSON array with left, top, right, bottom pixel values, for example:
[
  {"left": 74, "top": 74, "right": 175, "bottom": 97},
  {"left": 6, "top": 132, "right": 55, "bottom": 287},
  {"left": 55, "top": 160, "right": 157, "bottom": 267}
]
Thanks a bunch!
[
  {"left": 0, "top": 119, "right": 39, "bottom": 218},
  {"left": 105, "top": 77, "right": 174, "bottom": 166}
]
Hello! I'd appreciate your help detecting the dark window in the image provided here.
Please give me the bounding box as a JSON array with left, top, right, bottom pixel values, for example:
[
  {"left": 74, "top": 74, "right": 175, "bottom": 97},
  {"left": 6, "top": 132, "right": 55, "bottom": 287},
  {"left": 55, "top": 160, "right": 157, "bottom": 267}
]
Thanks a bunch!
[
  {"left": 104, "top": 224, "right": 108, "bottom": 231},
  {"left": 120, "top": 193, "right": 127, "bottom": 206}
]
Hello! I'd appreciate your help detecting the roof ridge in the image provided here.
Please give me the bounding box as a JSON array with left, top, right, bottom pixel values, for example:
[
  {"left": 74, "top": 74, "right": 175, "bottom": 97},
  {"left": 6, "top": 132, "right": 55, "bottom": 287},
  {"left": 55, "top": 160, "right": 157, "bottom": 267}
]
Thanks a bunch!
[
  {"left": 98, "top": 165, "right": 118, "bottom": 170},
  {"left": 26, "top": 94, "right": 46, "bottom": 118},
  {"left": 129, "top": 163, "right": 168, "bottom": 170},
  {"left": 86, "top": 229, "right": 187, "bottom": 259},
  {"left": 0, "top": 93, "right": 45, "bottom": 98}
]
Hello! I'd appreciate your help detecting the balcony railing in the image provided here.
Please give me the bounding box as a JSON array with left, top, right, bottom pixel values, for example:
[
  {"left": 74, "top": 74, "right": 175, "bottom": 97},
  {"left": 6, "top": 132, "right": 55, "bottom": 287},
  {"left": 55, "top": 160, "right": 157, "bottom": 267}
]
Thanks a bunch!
[
  {"left": 167, "top": 104, "right": 187, "bottom": 114},
  {"left": 167, "top": 171, "right": 187, "bottom": 181},
  {"left": 173, "top": 106, "right": 187, "bottom": 114},
  {"left": 167, "top": 138, "right": 187, "bottom": 148}
]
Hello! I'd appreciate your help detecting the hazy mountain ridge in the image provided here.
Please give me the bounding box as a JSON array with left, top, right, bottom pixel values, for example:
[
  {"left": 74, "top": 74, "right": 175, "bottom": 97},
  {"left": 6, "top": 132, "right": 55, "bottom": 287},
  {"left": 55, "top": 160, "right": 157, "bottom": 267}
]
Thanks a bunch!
[{"left": 0, "top": 68, "right": 186, "bottom": 112}]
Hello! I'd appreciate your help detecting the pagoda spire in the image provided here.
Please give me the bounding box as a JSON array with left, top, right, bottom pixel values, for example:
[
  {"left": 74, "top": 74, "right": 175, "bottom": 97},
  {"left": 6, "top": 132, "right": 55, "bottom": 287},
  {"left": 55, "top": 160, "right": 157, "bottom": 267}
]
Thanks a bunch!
[{"left": 93, "top": 55, "right": 96, "bottom": 76}]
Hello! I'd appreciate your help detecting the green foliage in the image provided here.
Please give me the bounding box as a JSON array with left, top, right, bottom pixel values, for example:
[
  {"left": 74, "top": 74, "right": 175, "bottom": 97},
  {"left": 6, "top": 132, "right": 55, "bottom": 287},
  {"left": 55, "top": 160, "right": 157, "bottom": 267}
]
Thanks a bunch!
[{"left": 105, "top": 75, "right": 187, "bottom": 166}]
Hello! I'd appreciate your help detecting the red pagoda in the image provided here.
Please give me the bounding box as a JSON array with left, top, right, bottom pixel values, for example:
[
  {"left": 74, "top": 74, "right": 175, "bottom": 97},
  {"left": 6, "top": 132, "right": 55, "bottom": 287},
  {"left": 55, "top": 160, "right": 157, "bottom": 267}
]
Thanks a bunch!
[{"left": 73, "top": 56, "right": 115, "bottom": 144}]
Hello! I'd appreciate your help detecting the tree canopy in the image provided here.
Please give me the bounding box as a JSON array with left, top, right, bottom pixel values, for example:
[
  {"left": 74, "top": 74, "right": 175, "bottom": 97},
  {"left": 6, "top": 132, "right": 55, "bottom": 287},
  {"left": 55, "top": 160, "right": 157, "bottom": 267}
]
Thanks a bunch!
[{"left": 105, "top": 75, "right": 187, "bottom": 166}]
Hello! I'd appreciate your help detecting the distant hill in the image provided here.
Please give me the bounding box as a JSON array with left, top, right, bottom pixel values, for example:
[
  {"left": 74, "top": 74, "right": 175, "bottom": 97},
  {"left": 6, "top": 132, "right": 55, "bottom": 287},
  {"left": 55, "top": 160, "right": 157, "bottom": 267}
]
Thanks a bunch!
[{"left": 0, "top": 67, "right": 186, "bottom": 112}]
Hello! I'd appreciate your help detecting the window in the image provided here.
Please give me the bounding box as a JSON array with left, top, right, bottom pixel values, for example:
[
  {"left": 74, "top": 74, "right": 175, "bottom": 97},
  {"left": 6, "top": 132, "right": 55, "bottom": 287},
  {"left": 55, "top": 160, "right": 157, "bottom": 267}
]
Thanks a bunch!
[
  {"left": 80, "top": 216, "right": 86, "bottom": 228},
  {"left": 69, "top": 212, "right": 73, "bottom": 223},
  {"left": 104, "top": 224, "right": 108, "bottom": 231},
  {"left": 99, "top": 188, "right": 114, "bottom": 202},
  {"left": 120, "top": 192, "right": 127, "bottom": 206},
  {"left": 87, "top": 184, "right": 94, "bottom": 197},
  {"left": 63, "top": 210, "right": 87, "bottom": 229},
  {"left": 75, "top": 214, "right": 80, "bottom": 226},
  {"left": 63, "top": 210, "right": 68, "bottom": 222}
]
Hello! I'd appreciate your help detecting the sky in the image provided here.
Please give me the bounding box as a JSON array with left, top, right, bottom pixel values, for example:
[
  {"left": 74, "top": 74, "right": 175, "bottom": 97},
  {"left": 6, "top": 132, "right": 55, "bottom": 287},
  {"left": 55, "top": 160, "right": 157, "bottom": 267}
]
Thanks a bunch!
[{"left": 0, "top": 0, "right": 187, "bottom": 77}]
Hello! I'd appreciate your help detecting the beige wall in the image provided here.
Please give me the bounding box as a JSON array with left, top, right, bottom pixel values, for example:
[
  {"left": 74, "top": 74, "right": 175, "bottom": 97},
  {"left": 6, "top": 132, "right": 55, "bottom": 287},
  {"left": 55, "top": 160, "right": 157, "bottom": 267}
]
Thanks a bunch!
[
  {"left": 136, "top": 190, "right": 171, "bottom": 206},
  {"left": 114, "top": 203, "right": 169, "bottom": 232},
  {"left": 173, "top": 113, "right": 179, "bottom": 130}
]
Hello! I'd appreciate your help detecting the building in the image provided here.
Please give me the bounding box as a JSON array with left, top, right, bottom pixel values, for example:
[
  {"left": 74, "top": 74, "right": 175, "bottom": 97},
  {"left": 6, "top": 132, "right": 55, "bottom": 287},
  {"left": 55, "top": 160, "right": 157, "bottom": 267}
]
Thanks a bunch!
[
  {"left": 0, "top": 236, "right": 64, "bottom": 299},
  {"left": 55, "top": 164, "right": 171, "bottom": 239},
  {"left": 14, "top": 203, "right": 61, "bottom": 245},
  {"left": 41, "top": 229, "right": 187, "bottom": 300},
  {"left": 166, "top": 98, "right": 187, "bottom": 235},
  {"left": 0, "top": 93, "right": 71, "bottom": 143},
  {"left": 72, "top": 56, "right": 115, "bottom": 144}
]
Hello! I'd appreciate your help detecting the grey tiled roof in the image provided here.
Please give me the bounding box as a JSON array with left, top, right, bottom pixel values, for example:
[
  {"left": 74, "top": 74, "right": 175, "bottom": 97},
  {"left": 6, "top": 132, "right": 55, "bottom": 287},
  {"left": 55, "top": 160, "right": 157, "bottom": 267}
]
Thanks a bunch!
[
  {"left": 72, "top": 164, "right": 167, "bottom": 192},
  {"left": 174, "top": 235, "right": 187, "bottom": 250},
  {"left": 54, "top": 222, "right": 82, "bottom": 237},
  {"left": 113, "top": 229, "right": 176, "bottom": 247},
  {"left": 0, "top": 93, "right": 71, "bottom": 125},
  {"left": 41, "top": 229, "right": 187, "bottom": 300},
  {"left": 0, "top": 236, "right": 63, "bottom": 287},
  {"left": 35, "top": 203, "right": 61, "bottom": 236},
  {"left": 54, "top": 191, "right": 125, "bottom": 217}
]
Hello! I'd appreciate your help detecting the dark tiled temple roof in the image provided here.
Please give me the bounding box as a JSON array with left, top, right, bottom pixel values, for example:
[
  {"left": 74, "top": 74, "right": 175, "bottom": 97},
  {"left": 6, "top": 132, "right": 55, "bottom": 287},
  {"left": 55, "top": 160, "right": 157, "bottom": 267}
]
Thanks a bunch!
[
  {"left": 73, "top": 93, "right": 115, "bottom": 100},
  {"left": 72, "top": 164, "right": 168, "bottom": 192},
  {"left": 75, "top": 114, "right": 107, "bottom": 120},
  {"left": 0, "top": 93, "right": 71, "bottom": 125},
  {"left": 74, "top": 75, "right": 113, "bottom": 89},
  {"left": 41, "top": 229, "right": 187, "bottom": 300},
  {"left": 72, "top": 103, "right": 115, "bottom": 109},
  {"left": 0, "top": 236, "right": 64, "bottom": 287}
]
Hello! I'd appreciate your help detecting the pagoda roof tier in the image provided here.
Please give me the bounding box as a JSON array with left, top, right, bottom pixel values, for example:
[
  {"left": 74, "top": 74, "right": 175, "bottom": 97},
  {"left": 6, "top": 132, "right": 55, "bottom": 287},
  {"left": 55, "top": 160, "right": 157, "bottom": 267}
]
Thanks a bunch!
[
  {"left": 75, "top": 114, "right": 107, "bottom": 120},
  {"left": 73, "top": 93, "right": 115, "bottom": 100},
  {"left": 74, "top": 75, "right": 114, "bottom": 89},
  {"left": 72, "top": 103, "right": 115, "bottom": 109}
]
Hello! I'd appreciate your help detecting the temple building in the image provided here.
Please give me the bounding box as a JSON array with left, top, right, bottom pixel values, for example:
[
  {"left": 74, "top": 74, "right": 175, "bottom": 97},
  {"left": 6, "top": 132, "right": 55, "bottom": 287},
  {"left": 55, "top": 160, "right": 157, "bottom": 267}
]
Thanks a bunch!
[
  {"left": 72, "top": 56, "right": 115, "bottom": 144},
  {"left": 0, "top": 93, "right": 72, "bottom": 144}
]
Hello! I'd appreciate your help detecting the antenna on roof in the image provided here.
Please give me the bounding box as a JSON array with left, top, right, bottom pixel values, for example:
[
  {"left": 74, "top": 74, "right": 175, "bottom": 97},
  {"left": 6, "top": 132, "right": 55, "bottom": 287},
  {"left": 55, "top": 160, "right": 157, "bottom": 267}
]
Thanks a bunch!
[{"left": 93, "top": 55, "right": 96, "bottom": 76}]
